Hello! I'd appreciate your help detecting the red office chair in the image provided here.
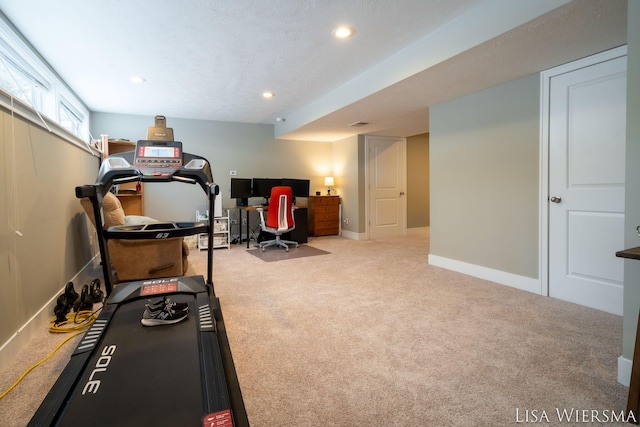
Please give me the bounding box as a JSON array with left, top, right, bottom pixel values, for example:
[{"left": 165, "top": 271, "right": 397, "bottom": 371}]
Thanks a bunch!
[{"left": 256, "top": 186, "right": 299, "bottom": 252}]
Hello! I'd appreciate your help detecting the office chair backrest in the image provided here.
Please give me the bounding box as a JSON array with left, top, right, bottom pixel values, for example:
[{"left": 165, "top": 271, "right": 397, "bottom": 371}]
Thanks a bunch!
[{"left": 267, "top": 186, "right": 294, "bottom": 231}]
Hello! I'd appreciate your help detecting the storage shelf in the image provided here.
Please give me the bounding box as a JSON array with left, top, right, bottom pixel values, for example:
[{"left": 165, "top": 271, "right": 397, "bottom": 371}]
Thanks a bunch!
[
  {"left": 196, "top": 209, "right": 230, "bottom": 249},
  {"left": 105, "top": 139, "right": 144, "bottom": 216}
]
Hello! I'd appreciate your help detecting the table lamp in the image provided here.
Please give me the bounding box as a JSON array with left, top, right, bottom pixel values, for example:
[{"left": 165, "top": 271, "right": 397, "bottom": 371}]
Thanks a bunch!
[{"left": 324, "top": 176, "right": 334, "bottom": 195}]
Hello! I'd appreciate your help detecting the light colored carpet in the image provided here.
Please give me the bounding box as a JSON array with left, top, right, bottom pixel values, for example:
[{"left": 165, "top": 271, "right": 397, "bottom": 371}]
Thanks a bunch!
[
  {"left": 0, "top": 325, "right": 84, "bottom": 426},
  {"left": 200, "top": 232, "right": 628, "bottom": 426},
  {"left": 0, "top": 231, "right": 629, "bottom": 426}
]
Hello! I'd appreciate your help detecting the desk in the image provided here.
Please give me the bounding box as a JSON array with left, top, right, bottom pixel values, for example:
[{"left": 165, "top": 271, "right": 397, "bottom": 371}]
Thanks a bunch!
[
  {"left": 616, "top": 246, "right": 640, "bottom": 423},
  {"left": 238, "top": 205, "right": 307, "bottom": 248}
]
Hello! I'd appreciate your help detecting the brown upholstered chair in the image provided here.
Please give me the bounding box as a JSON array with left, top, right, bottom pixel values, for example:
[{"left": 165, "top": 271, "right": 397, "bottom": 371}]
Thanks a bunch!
[{"left": 81, "top": 192, "right": 189, "bottom": 282}]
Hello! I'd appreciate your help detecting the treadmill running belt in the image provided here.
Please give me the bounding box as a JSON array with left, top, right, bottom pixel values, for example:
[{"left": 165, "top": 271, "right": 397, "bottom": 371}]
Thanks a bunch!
[{"left": 57, "top": 295, "right": 203, "bottom": 426}]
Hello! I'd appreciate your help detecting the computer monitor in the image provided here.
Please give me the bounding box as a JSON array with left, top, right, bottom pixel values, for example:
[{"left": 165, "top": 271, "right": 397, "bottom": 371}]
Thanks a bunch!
[
  {"left": 252, "top": 178, "right": 281, "bottom": 204},
  {"left": 282, "top": 178, "right": 310, "bottom": 198},
  {"left": 230, "top": 178, "right": 252, "bottom": 206}
]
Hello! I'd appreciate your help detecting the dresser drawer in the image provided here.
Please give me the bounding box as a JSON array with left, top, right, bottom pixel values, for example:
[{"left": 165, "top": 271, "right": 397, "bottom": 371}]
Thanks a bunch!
[
  {"left": 313, "top": 212, "right": 339, "bottom": 222},
  {"left": 314, "top": 224, "right": 339, "bottom": 236},
  {"left": 314, "top": 205, "right": 339, "bottom": 215},
  {"left": 314, "top": 196, "right": 340, "bottom": 206}
]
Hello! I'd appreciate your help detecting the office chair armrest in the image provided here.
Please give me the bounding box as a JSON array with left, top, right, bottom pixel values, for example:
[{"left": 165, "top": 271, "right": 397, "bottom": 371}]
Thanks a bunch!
[{"left": 256, "top": 207, "right": 266, "bottom": 224}]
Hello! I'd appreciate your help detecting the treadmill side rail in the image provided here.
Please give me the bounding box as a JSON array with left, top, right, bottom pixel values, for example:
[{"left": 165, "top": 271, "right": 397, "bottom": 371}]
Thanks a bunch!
[{"left": 27, "top": 305, "right": 117, "bottom": 426}]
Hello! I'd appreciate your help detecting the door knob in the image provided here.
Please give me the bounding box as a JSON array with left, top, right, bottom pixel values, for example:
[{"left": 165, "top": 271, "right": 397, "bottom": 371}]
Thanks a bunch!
[{"left": 550, "top": 196, "right": 562, "bottom": 203}]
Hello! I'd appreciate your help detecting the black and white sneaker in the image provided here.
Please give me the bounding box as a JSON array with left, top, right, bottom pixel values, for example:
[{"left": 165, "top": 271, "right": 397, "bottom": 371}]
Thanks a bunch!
[
  {"left": 141, "top": 300, "right": 189, "bottom": 327},
  {"left": 145, "top": 296, "right": 189, "bottom": 314}
]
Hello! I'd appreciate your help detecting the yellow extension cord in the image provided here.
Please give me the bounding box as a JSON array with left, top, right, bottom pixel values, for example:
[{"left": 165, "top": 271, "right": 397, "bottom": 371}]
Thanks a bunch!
[{"left": 0, "top": 307, "right": 102, "bottom": 400}]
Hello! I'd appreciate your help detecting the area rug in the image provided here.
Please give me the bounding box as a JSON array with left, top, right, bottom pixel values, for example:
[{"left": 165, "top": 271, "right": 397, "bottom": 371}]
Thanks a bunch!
[{"left": 246, "top": 244, "right": 330, "bottom": 262}]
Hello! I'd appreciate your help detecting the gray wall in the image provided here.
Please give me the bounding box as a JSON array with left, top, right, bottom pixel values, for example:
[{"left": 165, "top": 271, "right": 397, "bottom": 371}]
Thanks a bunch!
[
  {"left": 0, "top": 109, "right": 98, "bottom": 349},
  {"left": 407, "top": 133, "right": 429, "bottom": 228},
  {"left": 91, "top": 114, "right": 429, "bottom": 238},
  {"left": 330, "top": 134, "right": 360, "bottom": 234},
  {"left": 430, "top": 74, "right": 540, "bottom": 279},
  {"left": 622, "top": 2, "right": 640, "bottom": 363},
  {"left": 429, "top": 28, "right": 640, "bottom": 376}
]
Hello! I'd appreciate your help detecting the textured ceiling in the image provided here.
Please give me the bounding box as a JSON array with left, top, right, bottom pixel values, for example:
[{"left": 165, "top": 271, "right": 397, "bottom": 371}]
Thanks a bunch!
[{"left": 0, "top": 0, "right": 628, "bottom": 141}]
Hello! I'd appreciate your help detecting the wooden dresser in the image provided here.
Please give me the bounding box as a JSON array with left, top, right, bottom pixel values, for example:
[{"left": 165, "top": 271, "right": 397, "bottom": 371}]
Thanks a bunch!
[{"left": 308, "top": 195, "right": 340, "bottom": 236}]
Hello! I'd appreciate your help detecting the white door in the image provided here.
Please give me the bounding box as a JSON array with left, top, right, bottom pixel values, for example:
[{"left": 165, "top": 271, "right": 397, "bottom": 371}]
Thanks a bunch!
[
  {"left": 548, "top": 55, "right": 626, "bottom": 315},
  {"left": 366, "top": 136, "right": 406, "bottom": 239}
]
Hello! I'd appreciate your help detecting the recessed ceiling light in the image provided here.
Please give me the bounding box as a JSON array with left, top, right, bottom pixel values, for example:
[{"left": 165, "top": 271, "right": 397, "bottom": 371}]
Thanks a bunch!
[
  {"left": 262, "top": 91, "right": 275, "bottom": 98},
  {"left": 131, "top": 76, "right": 146, "bottom": 83},
  {"left": 334, "top": 26, "right": 354, "bottom": 39}
]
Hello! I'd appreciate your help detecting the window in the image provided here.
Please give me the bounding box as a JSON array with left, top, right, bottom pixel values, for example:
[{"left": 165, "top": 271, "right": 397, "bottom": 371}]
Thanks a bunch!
[
  {"left": 58, "top": 98, "right": 84, "bottom": 135},
  {"left": 0, "top": 55, "right": 43, "bottom": 107},
  {"left": 0, "top": 13, "right": 90, "bottom": 142}
]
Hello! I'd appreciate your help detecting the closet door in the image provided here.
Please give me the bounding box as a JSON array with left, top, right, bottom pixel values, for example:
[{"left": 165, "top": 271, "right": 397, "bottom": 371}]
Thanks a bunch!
[{"left": 548, "top": 54, "right": 626, "bottom": 315}]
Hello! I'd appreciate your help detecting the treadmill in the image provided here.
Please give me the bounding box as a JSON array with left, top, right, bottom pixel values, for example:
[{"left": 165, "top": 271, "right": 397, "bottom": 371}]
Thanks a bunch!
[{"left": 29, "top": 140, "right": 248, "bottom": 427}]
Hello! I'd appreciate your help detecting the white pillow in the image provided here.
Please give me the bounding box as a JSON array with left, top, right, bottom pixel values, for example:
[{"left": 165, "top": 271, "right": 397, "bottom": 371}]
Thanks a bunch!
[{"left": 124, "top": 215, "right": 159, "bottom": 225}]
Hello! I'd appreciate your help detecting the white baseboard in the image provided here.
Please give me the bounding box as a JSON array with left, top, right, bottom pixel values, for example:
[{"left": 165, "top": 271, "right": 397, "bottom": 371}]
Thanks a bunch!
[
  {"left": 619, "top": 356, "right": 632, "bottom": 386},
  {"left": 427, "top": 254, "right": 541, "bottom": 295},
  {"left": 0, "top": 255, "right": 101, "bottom": 370},
  {"left": 341, "top": 230, "right": 363, "bottom": 240},
  {"left": 340, "top": 227, "right": 428, "bottom": 240}
]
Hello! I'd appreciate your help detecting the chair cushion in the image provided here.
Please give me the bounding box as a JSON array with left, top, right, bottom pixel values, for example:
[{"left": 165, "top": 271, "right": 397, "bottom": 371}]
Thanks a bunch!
[
  {"left": 102, "top": 192, "right": 126, "bottom": 227},
  {"left": 80, "top": 192, "right": 125, "bottom": 229}
]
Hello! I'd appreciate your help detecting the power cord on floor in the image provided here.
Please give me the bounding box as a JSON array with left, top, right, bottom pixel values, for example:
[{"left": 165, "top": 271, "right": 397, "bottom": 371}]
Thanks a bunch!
[
  {"left": 49, "top": 306, "right": 103, "bottom": 333},
  {"left": 0, "top": 330, "right": 84, "bottom": 400},
  {"left": 0, "top": 281, "right": 105, "bottom": 400}
]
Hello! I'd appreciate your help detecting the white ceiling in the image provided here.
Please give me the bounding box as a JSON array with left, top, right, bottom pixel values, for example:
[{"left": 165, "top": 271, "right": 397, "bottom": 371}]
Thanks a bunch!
[{"left": 0, "top": 0, "right": 628, "bottom": 141}]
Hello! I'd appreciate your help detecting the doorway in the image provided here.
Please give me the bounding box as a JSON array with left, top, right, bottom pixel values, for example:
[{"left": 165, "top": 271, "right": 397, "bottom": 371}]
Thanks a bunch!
[
  {"left": 541, "top": 46, "right": 627, "bottom": 315},
  {"left": 365, "top": 135, "right": 407, "bottom": 239}
]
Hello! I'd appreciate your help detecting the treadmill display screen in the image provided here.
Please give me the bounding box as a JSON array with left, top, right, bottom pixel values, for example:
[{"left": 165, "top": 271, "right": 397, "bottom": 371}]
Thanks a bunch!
[
  {"left": 141, "top": 146, "right": 179, "bottom": 158},
  {"left": 134, "top": 140, "right": 183, "bottom": 176},
  {"left": 140, "top": 281, "right": 178, "bottom": 296}
]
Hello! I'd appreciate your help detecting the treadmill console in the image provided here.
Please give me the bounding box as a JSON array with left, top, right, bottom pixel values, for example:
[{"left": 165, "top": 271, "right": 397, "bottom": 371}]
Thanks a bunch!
[{"left": 134, "top": 140, "right": 183, "bottom": 178}]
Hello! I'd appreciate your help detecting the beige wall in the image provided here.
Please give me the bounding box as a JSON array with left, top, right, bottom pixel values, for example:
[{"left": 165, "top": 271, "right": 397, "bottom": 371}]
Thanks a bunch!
[
  {"left": 331, "top": 134, "right": 360, "bottom": 234},
  {"left": 407, "top": 133, "right": 429, "bottom": 228},
  {"left": 0, "top": 109, "right": 99, "bottom": 351},
  {"left": 325, "top": 132, "right": 429, "bottom": 236},
  {"left": 430, "top": 74, "right": 540, "bottom": 279}
]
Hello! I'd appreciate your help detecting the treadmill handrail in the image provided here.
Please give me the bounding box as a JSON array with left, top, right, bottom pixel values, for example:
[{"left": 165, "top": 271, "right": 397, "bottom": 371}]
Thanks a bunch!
[
  {"left": 172, "top": 175, "right": 197, "bottom": 184},
  {"left": 113, "top": 175, "right": 142, "bottom": 185},
  {"left": 104, "top": 221, "right": 209, "bottom": 240},
  {"left": 96, "top": 150, "right": 213, "bottom": 195}
]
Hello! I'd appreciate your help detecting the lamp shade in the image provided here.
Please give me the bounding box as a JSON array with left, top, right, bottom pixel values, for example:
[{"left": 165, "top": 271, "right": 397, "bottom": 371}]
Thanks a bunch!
[{"left": 324, "top": 176, "right": 335, "bottom": 187}]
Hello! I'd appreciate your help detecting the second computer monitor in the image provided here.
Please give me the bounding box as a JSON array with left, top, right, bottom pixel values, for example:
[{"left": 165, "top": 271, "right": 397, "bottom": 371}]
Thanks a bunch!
[
  {"left": 282, "top": 178, "right": 310, "bottom": 198},
  {"left": 230, "top": 177, "right": 252, "bottom": 206},
  {"left": 252, "top": 178, "right": 310, "bottom": 203},
  {"left": 252, "top": 178, "right": 281, "bottom": 202}
]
